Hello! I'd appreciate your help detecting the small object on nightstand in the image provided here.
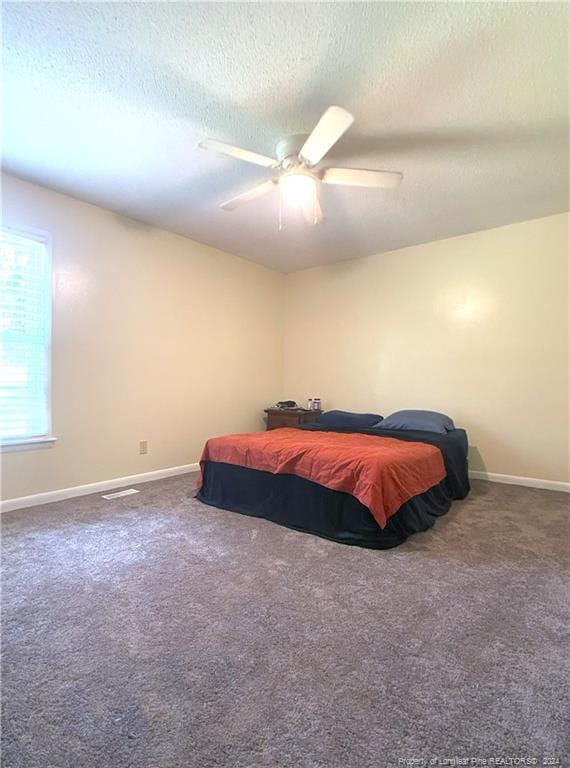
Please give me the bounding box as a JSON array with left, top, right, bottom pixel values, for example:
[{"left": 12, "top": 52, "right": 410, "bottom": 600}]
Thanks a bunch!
[{"left": 264, "top": 407, "right": 322, "bottom": 431}]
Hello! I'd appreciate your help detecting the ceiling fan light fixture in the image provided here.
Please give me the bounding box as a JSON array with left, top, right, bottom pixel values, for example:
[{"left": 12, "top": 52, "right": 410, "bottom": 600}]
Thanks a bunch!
[
  {"left": 199, "top": 104, "right": 402, "bottom": 225},
  {"left": 279, "top": 170, "right": 317, "bottom": 208}
]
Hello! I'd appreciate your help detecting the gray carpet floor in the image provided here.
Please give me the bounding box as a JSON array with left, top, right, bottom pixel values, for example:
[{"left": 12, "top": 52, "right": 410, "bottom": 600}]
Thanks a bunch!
[{"left": 1, "top": 474, "right": 569, "bottom": 768}]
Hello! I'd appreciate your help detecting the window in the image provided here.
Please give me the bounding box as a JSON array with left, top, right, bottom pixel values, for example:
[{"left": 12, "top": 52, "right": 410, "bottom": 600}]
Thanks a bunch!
[{"left": 0, "top": 227, "right": 53, "bottom": 446}]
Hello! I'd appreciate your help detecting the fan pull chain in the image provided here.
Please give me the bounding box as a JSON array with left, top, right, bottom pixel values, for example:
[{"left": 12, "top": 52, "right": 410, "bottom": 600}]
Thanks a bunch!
[{"left": 278, "top": 190, "right": 283, "bottom": 231}]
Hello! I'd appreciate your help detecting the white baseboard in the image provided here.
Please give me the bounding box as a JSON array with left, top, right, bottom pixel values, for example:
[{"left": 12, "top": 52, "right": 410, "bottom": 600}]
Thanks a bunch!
[
  {"left": 2, "top": 463, "right": 567, "bottom": 514},
  {"left": 469, "top": 470, "right": 569, "bottom": 493},
  {"left": 1, "top": 463, "right": 200, "bottom": 513}
]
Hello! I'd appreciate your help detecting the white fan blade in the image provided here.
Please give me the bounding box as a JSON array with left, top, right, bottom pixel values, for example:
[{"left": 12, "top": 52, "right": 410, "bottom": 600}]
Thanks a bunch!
[
  {"left": 299, "top": 106, "right": 354, "bottom": 166},
  {"left": 323, "top": 167, "right": 403, "bottom": 188},
  {"left": 221, "top": 180, "right": 275, "bottom": 211},
  {"left": 301, "top": 194, "right": 324, "bottom": 225},
  {"left": 199, "top": 138, "right": 276, "bottom": 168}
]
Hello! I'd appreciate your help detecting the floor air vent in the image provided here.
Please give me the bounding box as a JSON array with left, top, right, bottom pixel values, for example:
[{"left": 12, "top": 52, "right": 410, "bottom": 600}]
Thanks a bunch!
[{"left": 102, "top": 488, "right": 140, "bottom": 500}]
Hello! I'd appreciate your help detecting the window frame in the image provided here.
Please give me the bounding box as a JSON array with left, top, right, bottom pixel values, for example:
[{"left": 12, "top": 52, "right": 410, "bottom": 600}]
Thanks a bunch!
[{"left": 0, "top": 224, "right": 56, "bottom": 452}]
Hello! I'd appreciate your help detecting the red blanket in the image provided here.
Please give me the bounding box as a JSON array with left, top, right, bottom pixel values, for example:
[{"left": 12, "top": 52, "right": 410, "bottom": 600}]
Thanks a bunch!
[{"left": 198, "top": 428, "right": 446, "bottom": 528}]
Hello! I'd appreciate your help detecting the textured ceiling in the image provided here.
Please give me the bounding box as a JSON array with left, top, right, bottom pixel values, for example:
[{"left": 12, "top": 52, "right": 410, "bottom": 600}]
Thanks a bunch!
[{"left": 3, "top": 2, "right": 568, "bottom": 272}]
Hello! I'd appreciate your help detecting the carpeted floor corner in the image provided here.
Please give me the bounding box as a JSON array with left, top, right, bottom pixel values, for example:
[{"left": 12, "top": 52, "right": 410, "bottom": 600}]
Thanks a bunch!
[{"left": 1, "top": 474, "right": 569, "bottom": 768}]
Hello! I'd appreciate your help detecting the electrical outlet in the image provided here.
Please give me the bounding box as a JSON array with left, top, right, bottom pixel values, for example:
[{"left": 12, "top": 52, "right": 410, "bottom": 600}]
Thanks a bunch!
[{"left": 139, "top": 440, "right": 148, "bottom": 455}]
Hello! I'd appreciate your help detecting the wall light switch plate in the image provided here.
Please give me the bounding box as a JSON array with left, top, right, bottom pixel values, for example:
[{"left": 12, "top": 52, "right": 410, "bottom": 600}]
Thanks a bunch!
[{"left": 139, "top": 440, "right": 148, "bottom": 455}]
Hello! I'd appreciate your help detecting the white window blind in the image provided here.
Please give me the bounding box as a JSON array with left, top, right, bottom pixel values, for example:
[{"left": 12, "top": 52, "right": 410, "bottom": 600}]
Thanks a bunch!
[{"left": 0, "top": 228, "right": 51, "bottom": 441}]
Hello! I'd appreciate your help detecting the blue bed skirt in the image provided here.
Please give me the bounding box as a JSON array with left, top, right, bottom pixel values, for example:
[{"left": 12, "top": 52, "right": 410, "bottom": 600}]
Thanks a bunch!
[{"left": 197, "top": 461, "right": 464, "bottom": 549}]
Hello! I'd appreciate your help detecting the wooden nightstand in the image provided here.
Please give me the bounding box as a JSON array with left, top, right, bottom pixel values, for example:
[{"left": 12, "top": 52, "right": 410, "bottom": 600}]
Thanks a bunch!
[{"left": 264, "top": 408, "right": 322, "bottom": 431}]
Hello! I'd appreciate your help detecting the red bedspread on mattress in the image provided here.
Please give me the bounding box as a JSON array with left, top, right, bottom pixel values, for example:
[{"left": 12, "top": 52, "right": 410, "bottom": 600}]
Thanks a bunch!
[{"left": 198, "top": 428, "right": 446, "bottom": 528}]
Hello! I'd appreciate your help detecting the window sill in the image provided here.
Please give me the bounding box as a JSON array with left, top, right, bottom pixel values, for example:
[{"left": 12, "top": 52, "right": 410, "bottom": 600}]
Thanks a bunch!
[{"left": 1, "top": 436, "right": 58, "bottom": 453}]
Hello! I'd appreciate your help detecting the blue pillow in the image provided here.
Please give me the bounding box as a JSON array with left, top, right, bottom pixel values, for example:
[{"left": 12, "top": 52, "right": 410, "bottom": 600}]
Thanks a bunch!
[
  {"left": 377, "top": 410, "right": 455, "bottom": 433},
  {"left": 317, "top": 410, "right": 383, "bottom": 429}
]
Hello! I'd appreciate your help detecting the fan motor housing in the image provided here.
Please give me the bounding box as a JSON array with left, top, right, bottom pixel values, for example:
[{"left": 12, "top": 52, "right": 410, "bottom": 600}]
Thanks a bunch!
[{"left": 276, "top": 134, "right": 309, "bottom": 167}]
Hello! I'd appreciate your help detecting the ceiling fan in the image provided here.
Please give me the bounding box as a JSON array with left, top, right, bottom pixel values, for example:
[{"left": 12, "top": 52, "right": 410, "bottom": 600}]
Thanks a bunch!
[{"left": 198, "top": 106, "right": 403, "bottom": 226}]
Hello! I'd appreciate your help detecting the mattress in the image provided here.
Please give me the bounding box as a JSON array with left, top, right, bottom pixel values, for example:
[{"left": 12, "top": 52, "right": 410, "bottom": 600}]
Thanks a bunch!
[{"left": 196, "top": 425, "right": 470, "bottom": 549}]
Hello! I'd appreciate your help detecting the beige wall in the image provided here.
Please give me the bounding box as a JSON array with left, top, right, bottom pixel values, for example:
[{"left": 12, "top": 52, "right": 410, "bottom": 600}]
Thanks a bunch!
[
  {"left": 284, "top": 214, "right": 569, "bottom": 482},
  {"left": 1, "top": 174, "right": 284, "bottom": 500},
  {"left": 2, "top": 174, "right": 568, "bottom": 501}
]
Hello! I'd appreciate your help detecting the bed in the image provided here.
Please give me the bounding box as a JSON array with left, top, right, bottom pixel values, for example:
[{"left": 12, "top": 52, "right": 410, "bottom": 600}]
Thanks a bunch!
[{"left": 196, "top": 423, "right": 470, "bottom": 549}]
